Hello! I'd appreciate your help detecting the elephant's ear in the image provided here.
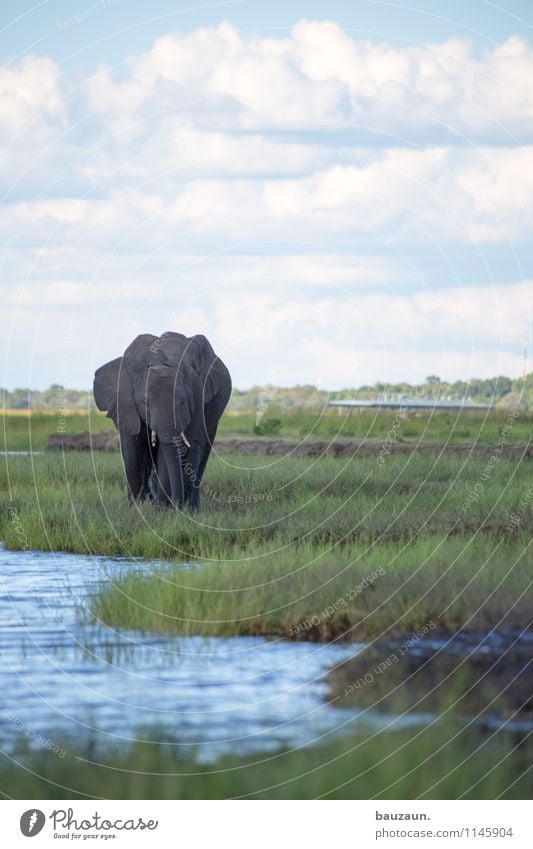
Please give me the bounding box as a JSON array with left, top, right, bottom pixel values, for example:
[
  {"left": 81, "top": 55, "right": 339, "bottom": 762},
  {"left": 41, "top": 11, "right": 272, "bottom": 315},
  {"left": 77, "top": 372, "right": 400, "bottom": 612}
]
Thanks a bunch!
[
  {"left": 187, "top": 366, "right": 205, "bottom": 441},
  {"left": 176, "top": 362, "right": 202, "bottom": 433},
  {"left": 93, "top": 357, "right": 141, "bottom": 434},
  {"left": 185, "top": 335, "right": 221, "bottom": 405}
]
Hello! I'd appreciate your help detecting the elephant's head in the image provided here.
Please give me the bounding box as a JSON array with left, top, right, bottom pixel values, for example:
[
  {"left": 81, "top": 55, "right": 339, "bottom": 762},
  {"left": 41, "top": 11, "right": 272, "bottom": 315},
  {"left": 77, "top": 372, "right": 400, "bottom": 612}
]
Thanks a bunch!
[
  {"left": 128, "top": 356, "right": 197, "bottom": 442},
  {"left": 160, "top": 332, "right": 223, "bottom": 404}
]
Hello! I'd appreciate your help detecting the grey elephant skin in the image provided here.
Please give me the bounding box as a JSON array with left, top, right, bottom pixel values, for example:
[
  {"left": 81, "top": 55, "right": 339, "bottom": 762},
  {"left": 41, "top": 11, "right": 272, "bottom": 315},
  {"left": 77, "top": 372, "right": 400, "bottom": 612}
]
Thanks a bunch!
[{"left": 93, "top": 332, "right": 232, "bottom": 510}]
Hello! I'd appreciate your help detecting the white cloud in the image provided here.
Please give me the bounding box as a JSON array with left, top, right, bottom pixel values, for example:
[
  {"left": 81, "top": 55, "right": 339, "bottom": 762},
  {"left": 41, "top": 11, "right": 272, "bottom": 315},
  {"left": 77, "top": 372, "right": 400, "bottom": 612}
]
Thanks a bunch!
[
  {"left": 262, "top": 146, "right": 533, "bottom": 241},
  {"left": 1, "top": 23, "right": 533, "bottom": 389},
  {"left": 0, "top": 54, "right": 65, "bottom": 145},
  {"left": 3, "top": 144, "right": 531, "bottom": 251},
  {"left": 81, "top": 22, "right": 533, "bottom": 138}
]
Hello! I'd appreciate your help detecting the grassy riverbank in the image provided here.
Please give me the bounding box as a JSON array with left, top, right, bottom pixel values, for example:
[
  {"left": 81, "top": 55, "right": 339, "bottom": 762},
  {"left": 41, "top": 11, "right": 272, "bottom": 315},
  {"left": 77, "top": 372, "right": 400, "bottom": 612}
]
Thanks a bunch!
[
  {"left": 90, "top": 535, "right": 533, "bottom": 640},
  {"left": 1, "top": 447, "right": 532, "bottom": 641},
  {"left": 1, "top": 721, "right": 531, "bottom": 799}
]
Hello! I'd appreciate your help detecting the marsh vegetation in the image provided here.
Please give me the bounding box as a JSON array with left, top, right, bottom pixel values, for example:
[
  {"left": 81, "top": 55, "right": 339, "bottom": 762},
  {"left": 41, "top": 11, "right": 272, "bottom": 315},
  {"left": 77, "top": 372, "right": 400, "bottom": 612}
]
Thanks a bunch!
[{"left": 1, "top": 410, "right": 532, "bottom": 798}]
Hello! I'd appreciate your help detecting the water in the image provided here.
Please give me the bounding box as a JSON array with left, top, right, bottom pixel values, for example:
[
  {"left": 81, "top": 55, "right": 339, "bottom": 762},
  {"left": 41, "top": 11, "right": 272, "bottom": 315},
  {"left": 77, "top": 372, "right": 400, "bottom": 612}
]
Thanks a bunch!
[
  {"left": 0, "top": 451, "right": 44, "bottom": 456},
  {"left": 0, "top": 544, "right": 368, "bottom": 761}
]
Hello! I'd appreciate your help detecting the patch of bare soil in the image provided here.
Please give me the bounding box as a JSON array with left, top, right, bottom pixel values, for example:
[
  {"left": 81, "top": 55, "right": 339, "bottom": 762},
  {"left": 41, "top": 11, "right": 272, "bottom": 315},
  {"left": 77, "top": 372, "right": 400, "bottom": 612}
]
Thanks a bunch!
[{"left": 48, "top": 432, "right": 120, "bottom": 451}]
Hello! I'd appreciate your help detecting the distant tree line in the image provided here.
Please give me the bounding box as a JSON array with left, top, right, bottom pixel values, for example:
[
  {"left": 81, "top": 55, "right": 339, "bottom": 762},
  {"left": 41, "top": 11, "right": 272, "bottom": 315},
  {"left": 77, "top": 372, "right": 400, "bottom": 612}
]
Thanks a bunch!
[
  {"left": 1, "top": 384, "right": 92, "bottom": 411},
  {"left": 2, "top": 373, "right": 532, "bottom": 413}
]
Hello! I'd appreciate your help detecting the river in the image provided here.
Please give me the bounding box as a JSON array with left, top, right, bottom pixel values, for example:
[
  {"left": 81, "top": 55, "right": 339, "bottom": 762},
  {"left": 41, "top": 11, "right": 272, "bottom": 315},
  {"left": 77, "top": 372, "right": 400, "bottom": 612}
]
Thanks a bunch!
[{"left": 0, "top": 544, "right": 377, "bottom": 762}]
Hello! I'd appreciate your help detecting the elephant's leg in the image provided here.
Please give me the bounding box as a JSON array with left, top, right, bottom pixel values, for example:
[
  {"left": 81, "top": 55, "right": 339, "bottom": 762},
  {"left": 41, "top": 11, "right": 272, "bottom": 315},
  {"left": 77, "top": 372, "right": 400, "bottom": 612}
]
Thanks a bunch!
[
  {"left": 196, "top": 442, "right": 211, "bottom": 487},
  {"left": 120, "top": 432, "right": 148, "bottom": 503},
  {"left": 197, "top": 394, "right": 226, "bottom": 482},
  {"left": 185, "top": 396, "right": 226, "bottom": 510},
  {"left": 139, "top": 428, "right": 156, "bottom": 499}
]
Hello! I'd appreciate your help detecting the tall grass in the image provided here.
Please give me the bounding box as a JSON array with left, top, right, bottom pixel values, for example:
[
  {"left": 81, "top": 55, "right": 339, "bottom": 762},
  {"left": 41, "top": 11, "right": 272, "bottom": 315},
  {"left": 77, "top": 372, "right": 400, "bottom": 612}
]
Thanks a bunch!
[
  {"left": 91, "top": 533, "right": 533, "bottom": 640},
  {"left": 2, "top": 450, "right": 532, "bottom": 555},
  {"left": 1, "top": 721, "right": 530, "bottom": 799},
  {"left": 2, "top": 450, "right": 532, "bottom": 640}
]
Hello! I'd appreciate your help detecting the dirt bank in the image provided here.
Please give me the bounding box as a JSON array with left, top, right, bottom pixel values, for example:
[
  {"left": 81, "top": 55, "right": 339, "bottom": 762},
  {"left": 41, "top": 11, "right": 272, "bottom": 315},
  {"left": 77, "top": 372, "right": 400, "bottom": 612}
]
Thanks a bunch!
[
  {"left": 48, "top": 432, "right": 120, "bottom": 451},
  {"left": 48, "top": 431, "right": 533, "bottom": 459},
  {"left": 328, "top": 631, "right": 533, "bottom": 726}
]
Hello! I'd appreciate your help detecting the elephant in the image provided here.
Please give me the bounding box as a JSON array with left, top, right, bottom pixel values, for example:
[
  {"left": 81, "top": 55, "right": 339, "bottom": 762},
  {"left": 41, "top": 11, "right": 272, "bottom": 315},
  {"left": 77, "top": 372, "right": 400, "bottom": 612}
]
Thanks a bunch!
[{"left": 93, "top": 332, "right": 232, "bottom": 510}]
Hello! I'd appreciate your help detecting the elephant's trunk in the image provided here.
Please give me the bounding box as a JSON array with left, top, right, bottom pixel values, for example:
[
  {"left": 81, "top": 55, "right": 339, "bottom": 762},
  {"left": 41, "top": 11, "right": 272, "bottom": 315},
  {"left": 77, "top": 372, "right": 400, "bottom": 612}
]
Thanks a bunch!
[{"left": 160, "top": 440, "right": 185, "bottom": 508}]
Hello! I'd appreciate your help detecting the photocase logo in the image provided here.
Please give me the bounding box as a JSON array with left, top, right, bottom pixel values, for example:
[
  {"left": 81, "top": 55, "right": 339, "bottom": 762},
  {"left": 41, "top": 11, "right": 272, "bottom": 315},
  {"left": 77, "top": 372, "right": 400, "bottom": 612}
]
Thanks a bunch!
[{"left": 20, "top": 809, "right": 45, "bottom": 837}]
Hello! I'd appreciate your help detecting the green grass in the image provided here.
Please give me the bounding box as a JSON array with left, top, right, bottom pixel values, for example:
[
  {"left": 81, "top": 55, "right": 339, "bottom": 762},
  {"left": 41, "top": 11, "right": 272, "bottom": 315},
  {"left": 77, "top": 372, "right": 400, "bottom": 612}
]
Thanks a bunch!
[
  {"left": 2, "top": 415, "right": 533, "bottom": 800},
  {"left": 220, "top": 406, "right": 533, "bottom": 444},
  {"left": 2, "top": 448, "right": 532, "bottom": 554},
  {"left": 2, "top": 449, "right": 532, "bottom": 640},
  {"left": 1, "top": 411, "right": 112, "bottom": 451},
  {"left": 2, "top": 406, "right": 532, "bottom": 451},
  {"left": 89, "top": 533, "right": 533, "bottom": 640},
  {"left": 1, "top": 722, "right": 531, "bottom": 799}
]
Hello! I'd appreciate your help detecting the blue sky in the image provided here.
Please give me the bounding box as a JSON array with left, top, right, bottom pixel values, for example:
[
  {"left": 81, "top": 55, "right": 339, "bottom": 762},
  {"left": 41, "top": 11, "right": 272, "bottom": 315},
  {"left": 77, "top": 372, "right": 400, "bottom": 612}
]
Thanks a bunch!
[
  {"left": 4, "top": 1, "right": 533, "bottom": 70},
  {"left": 1, "top": 1, "right": 532, "bottom": 389}
]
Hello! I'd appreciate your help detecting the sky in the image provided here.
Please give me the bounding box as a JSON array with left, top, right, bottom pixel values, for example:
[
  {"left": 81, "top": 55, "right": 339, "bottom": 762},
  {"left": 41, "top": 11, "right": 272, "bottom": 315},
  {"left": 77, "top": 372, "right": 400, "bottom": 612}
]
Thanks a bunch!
[{"left": 1, "top": 0, "right": 532, "bottom": 390}]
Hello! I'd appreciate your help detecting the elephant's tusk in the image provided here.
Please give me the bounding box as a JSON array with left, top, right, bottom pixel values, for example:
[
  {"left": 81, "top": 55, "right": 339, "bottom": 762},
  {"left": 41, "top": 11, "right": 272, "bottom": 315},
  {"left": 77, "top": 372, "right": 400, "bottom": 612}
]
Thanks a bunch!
[
  {"left": 180, "top": 431, "right": 191, "bottom": 448},
  {"left": 151, "top": 430, "right": 157, "bottom": 447}
]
